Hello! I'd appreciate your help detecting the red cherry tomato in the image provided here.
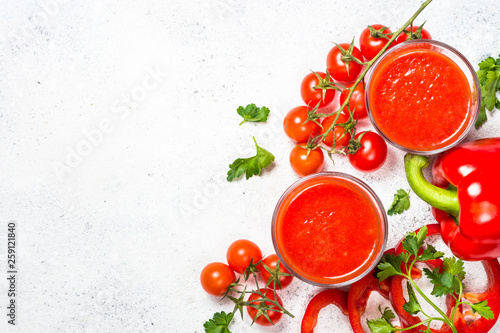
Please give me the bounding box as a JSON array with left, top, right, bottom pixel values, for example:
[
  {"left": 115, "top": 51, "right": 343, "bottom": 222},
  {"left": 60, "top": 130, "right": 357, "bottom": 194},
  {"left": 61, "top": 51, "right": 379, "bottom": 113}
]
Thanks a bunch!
[
  {"left": 320, "top": 113, "right": 351, "bottom": 148},
  {"left": 226, "top": 239, "right": 262, "bottom": 274},
  {"left": 247, "top": 289, "right": 283, "bottom": 326},
  {"left": 200, "top": 262, "right": 236, "bottom": 296},
  {"left": 339, "top": 82, "right": 367, "bottom": 120},
  {"left": 348, "top": 131, "right": 387, "bottom": 172},
  {"left": 289, "top": 144, "right": 324, "bottom": 177},
  {"left": 300, "top": 72, "right": 335, "bottom": 108},
  {"left": 258, "top": 254, "right": 293, "bottom": 289},
  {"left": 326, "top": 43, "right": 363, "bottom": 83},
  {"left": 283, "top": 106, "right": 320, "bottom": 142},
  {"left": 396, "top": 26, "right": 432, "bottom": 44},
  {"left": 359, "top": 24, "right": 393, "bottom": 61}
]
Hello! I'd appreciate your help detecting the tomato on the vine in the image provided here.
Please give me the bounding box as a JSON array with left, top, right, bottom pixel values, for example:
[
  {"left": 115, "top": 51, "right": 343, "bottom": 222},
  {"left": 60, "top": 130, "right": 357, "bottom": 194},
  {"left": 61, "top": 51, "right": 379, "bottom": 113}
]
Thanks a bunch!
[
  {"left": 226, "top": 239, "right": 262, "bottom": 274},
  {"left": 247, "top": 289, "right": 284, "bottom": 326},
  {"left": 359, "top": 24, "right": 393, "bottom": 61},
  {"left": 258, "top": 254, "right": 293, "bottom": 289},
  {"left": 289, "top": 144, "right": 324, "bottom": 177},
  {"left": 326, "top": 43, "right": 363, "bottom": 83},
  {"left": 300, "top": 71, "right": 335, "bottom": 108},
  {"left": 339, "top": 82, "right": 367, "bottom": 120},
  {"left": 200, "top": 262, "right": 236, "bottom": 296},
  {"left": 320, "top": 113, "right": 351, "bottom": 148},
  {"left": 396, "top": 25, "right": 432, "bottom": 44},
  {"left": 348, "top": 131, "right": 387, "bottom": 172},
  {"left": 283, "top": 106, "right": 320, "bottom": 142}
]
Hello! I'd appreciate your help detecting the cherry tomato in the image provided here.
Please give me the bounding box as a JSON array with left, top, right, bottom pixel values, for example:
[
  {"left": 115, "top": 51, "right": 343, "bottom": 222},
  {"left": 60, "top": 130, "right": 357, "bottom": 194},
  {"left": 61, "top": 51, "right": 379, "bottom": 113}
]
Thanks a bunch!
[
  {"left": 320, "top": 113, "right": 351, "bottom": 148},
  {"left": 326, "top": 43, "right": 363, "bottom": 84},
  {"left": 283, "top": 106, "right": 320, "bottom": 142},
  {"left": 348, "top": 131, "right": 387, "bottom": 173},
  {"left": 300, "top": 72, "right": 335, "bottom": 108},
  {"left": 396, "top": 26, "right": 432, "bottom": 44},
  {"left": 247, "top": 289, "right": 283, "bottom": 326},
  {"left": 258, "top": 254, "right": 293, "bottom": 289},
  {"left": 226, "top": 239, "right": 262, "bottom": 274},
  {"left": 289, "top": 144, "right": 324, "bottom": 177},
  {"left": 339, "top": 82, "right": 367, "bottom": 120},
  {"left": 200, "top": 262, "right": 236, "bottom": 296},
  {"left": 359, "top": 24, "right": 393, "bottom": 61}
]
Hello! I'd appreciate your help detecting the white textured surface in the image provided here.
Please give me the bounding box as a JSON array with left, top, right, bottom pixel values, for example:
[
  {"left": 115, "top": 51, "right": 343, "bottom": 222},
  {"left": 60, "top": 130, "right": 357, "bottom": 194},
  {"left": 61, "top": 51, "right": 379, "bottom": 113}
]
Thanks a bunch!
[{"left": 0, "top": 0, "right": 499, "bottom": 332}]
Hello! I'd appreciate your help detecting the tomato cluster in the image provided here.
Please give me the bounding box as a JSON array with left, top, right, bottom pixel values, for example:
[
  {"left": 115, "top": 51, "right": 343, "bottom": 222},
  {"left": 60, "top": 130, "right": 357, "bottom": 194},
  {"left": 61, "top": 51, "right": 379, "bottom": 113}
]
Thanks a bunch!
[
  {"left": 200, "top": 239, "right": 294, "bottom": 326},
  {"left": 283, "top": 24, "right": 431, "bottom": 177}
]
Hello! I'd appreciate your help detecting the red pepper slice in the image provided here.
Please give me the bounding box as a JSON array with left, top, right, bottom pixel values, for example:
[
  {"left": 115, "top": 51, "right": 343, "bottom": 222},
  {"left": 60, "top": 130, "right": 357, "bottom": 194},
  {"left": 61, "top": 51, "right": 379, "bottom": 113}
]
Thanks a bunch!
[
  {"left": 302, "top": 251, "right": 394, "bottom": 333},
  {"left": 301, "top": 289, "right": 348, "bottom": 333},
  {"left": 391, "top": 224, "right": 500, "bottom": 333},
  {"left": 452, "top": 259, "right": 500, "bottom": 333},
  {"left": 347, "top": 249, "right": 394, "bottom": 333}
]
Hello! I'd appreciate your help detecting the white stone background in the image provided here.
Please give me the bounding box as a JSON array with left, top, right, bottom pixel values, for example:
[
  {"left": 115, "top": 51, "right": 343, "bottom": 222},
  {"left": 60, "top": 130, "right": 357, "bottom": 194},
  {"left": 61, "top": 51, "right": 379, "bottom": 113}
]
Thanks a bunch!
[{"left": 0, "top": 0, "right": 499, "bottom": 332}]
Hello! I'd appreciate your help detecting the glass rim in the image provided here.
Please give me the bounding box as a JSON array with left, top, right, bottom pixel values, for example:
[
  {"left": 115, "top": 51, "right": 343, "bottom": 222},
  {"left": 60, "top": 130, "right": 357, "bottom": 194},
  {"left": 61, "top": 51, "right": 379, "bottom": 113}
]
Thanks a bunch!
[
  {"left": 271, "top": 172, "right": 388, "bottom": 287},
  {"left": 364, "top": 39, "right": 481, "bottom": 155}
]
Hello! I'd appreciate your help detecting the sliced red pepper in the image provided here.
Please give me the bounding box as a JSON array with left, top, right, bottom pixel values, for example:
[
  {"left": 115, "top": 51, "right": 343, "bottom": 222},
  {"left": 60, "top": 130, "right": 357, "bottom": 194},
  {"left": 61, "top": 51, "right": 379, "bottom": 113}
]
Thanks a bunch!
[
  {"left": 391, "top": 224, "right": 500, "bottom": 333},
  {"left": 452, "top": 259, "right": 500, "bottom": 333},
  {"left": 301, "top": 289, "right": 348, "bottom": 333},
  {"left": 347, "top": 249, "right": 394, "bottom": 333},
  {"left": 405, "top": 139, "right": 500, "bottom": 261},
  {"left": 302, "top": 251, "right": 395, "bottom": 333}
]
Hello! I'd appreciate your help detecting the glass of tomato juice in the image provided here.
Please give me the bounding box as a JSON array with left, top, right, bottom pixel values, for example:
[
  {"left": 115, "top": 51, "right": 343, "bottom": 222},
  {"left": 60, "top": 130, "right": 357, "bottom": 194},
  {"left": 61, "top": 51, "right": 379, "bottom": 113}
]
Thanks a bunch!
[
  {"left": 272, "top": 172, "right": 388, "bottom": 287},
  {"left": 365, "top": 40, "right": 480, "bottom": 154}
]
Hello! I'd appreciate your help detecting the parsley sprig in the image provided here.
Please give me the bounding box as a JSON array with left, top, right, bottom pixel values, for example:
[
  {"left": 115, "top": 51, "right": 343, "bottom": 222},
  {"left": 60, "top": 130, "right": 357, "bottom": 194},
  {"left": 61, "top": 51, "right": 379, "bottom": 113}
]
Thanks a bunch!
[
  {"left": 387, "top": 189, "right": 411, "bottom": 216},
  {"left": 203, "top": 259, "right": 294, "bottom": 332},
  {"left": 367, "top": 226, "right": 494, "bottom": 333},
  {"left": 204, "top": 311, "right": 234, "bottom": 333},
  {"left": 237, "top": 104, "right": 270, "bottom": 125},
  {"left": 227, "top": 137, "right": 275, "bottom": 182},
  {"left": 476, "top": 55, "right": 500, "bottom": 127}
]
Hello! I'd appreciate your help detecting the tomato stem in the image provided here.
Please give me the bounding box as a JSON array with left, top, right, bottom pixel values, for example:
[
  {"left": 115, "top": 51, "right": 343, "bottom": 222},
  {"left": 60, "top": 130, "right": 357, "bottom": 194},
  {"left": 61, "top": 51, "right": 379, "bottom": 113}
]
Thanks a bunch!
[{"left": 315, "top": 0, "right": 434, "bottom": 157}]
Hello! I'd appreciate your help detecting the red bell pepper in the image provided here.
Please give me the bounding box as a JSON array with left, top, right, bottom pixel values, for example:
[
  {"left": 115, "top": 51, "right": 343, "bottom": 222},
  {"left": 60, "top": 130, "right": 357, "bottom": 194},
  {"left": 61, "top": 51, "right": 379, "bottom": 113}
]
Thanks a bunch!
[
  {"left": 404, "top": 138, "right": 500, "bottom": 261},
  {"left": 301, "top": 289, "right": 348, "bottom": 333},
  {"left": 391, "top": 224, "right": 500, "bottom": 333}
]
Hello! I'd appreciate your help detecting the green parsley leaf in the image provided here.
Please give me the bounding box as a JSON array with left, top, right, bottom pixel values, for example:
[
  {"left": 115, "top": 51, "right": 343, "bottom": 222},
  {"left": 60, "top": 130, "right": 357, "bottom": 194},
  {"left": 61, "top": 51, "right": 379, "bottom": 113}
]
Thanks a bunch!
[
  {"left": 403, "top": 282, "right": 422, "bottom": 315},
  {"left": 366, "top": 317, "right": 396, "bottom": 333},
  {"left": 419, "top": 244, "right": 445, "bottom": 261},
  {"left": 227, "top": 137, "right": 275, "bottom": 182},
  {"left": 366, "top": 306, "right": 397, "bottom": 333},
  {"left": 402, "top": 226, "right": 428, "bottom": 258},
  {"left": 237, "top": 104, "right": 270, "bottom": 125},
  {"left": 376, "top": 253, "right": 403, "bottom": 282},
  {"left": 475, "top": 104, "right": 488, "bottom": 128},
  {"left": 415, "top": 226, "right": 428, "bottom": 249},
  {"left": 387, "top": 189, "right": 411, "bottom": 216},
  {"left": 402, "top": 235, "right": 419, "bottom": 257},
  {"left": 442, "top": 257, "right": 465, "bottom": 279},
  {"left": 423, "top": 267, "right": 454, "bottom": 297},
  {"left": 475, "top": 55, "right": 500, "bottom": 127},
  {"left": 442, "top": 257, "right": 465, "bottom": 293},
  {"left": 470, "top": 300, "right": 495, "bottom": 320},
  {"left": 479, "top": 57, "right": 496, "bottom": 72},
  {"left": 379, "top": 306, "right": 396, "bottom": 321},
  {"left": 204, "top": 311, "right": 234, "bottom": 333}
]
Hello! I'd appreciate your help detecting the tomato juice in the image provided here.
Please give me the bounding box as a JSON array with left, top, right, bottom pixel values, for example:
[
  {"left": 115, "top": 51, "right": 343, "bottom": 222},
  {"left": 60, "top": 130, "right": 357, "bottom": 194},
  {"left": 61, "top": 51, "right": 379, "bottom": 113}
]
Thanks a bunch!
[
  {"left": 366, "top": 40, "right": 479, "bottom": 153},
  {"left": 272, "top": 173, "right": 387, "bottom": 286}
]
